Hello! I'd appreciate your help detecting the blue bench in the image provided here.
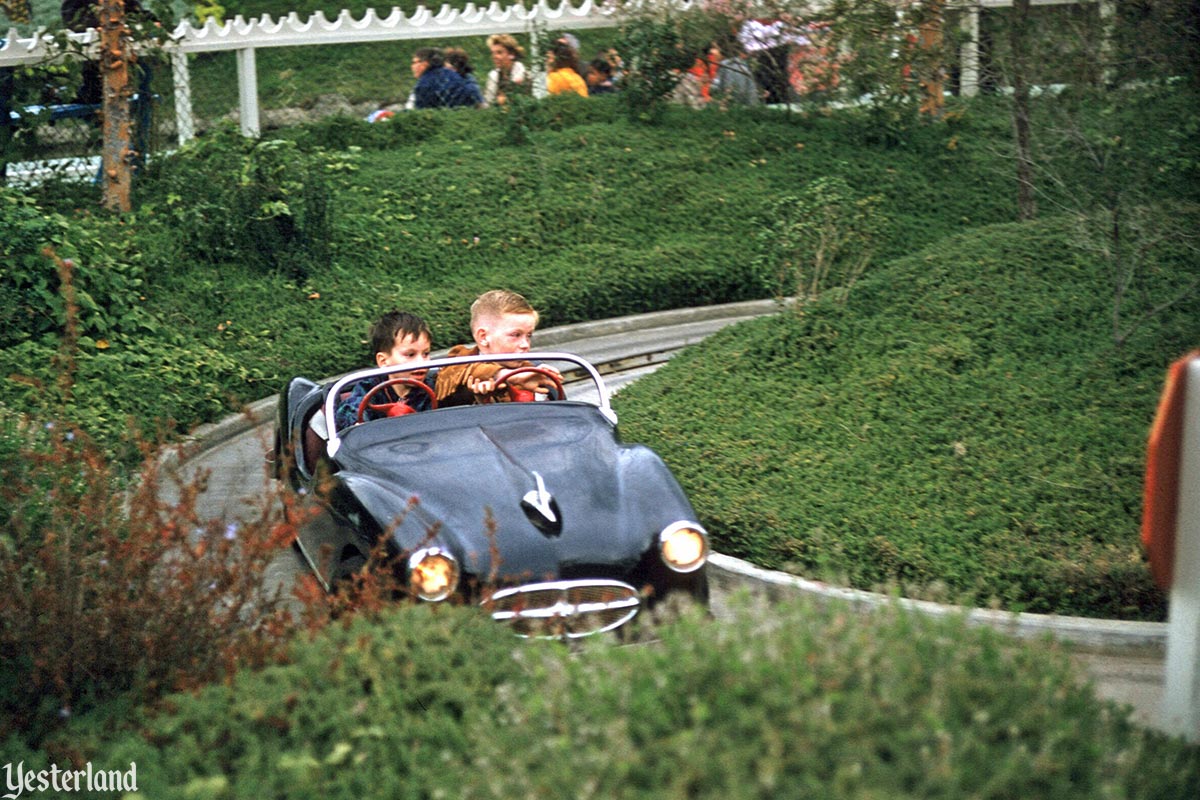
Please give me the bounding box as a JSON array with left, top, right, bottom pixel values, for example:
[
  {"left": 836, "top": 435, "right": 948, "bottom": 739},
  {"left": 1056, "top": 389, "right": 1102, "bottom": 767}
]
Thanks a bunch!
[{"left": 2, "top": 55, "right": 155, "bottom": 183}]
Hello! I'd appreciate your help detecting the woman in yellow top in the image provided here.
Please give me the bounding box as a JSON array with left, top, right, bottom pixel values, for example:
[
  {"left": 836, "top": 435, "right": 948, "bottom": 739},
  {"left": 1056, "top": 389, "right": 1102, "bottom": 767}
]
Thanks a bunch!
[{"left": 545, "top": 40, "right": 588, "bottom": 97}]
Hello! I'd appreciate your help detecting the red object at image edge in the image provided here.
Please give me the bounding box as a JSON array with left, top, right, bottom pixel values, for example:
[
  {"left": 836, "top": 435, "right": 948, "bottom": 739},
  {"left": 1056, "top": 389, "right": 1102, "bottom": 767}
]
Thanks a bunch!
[{"left": 1142, "top": 351, "right": 1200, "bottom": 590}]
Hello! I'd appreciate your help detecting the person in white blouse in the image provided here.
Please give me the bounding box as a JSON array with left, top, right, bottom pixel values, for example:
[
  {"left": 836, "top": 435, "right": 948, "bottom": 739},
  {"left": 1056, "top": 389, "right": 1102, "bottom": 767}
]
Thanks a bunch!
[{"left": 484, "top": 34, "right": 528, "bottom": 107}]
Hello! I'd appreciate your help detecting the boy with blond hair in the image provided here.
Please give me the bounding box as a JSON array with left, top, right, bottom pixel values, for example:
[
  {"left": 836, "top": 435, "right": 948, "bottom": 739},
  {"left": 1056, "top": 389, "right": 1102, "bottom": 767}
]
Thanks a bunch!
[{"left": 435, "top": 290, "right": 559, "bottom": 406}]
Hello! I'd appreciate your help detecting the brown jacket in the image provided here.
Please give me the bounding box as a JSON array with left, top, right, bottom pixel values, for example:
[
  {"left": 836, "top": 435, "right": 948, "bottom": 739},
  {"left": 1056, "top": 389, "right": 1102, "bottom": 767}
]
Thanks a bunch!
[{"left": 435, "top": 344, "right": 533, "bottom": 406}]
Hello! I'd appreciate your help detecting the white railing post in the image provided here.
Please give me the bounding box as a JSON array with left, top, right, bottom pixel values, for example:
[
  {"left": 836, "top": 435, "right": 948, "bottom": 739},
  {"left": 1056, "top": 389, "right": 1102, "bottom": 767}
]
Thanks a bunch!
[
  {"left": 236, "top": 46, "right": 260, "bottom": 138},
  {"left": 1164, "top": 357, "right": 1200, "bottom": 742},
  {"left": 170, "top": 47, "right": 195, "bottom": 144},
  {"left": 1098, "top": 0, "right": 1115, "bottom": 85},
  {"left": 959, "top": 3, "right": 980, "bottom": 98},
  {"left": 529, "top": 23, "right": 546, "bottom": 99}
]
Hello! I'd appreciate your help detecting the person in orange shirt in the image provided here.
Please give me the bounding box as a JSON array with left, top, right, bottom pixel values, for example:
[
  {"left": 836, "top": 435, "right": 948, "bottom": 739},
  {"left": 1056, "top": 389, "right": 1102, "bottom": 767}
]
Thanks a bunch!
[
  {"left": 687, "top": 42, "right": 722, "bottom": 103},
  {"left": 545, "top": 40, "right": 588, "bottom": 97}
]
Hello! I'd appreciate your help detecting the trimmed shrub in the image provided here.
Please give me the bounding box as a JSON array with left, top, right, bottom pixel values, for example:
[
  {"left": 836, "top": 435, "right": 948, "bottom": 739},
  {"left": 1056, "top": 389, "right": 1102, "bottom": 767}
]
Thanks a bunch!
[
  {"left": 21, "top": 598, "right": 1200, "bottom": 798},
  {"left": 615, "top": 213, "right": 1200, "bottom": 621},
  {"left": 465, "top": 598, "right": 1199, "bottom": 799}
]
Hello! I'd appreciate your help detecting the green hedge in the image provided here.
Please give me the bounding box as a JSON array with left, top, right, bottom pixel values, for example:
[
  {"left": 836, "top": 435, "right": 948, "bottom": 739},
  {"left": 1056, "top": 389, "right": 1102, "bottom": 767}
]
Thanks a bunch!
[
  {"left": 17, "top": 104, "right": 909, "bottom": 434},
  {"left": 614, "top": 214, "right": 1200, "bottom": 621},
  {"left": 7, "top": 599, "right": 1196, "bottom": 799}
]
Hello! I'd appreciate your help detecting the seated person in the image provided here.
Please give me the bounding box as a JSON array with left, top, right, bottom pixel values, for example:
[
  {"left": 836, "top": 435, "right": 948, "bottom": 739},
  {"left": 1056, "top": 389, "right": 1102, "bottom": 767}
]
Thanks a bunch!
[
  {"left": 443, "top": 47, "right": 484, "bottom": 108},
  {"left": 483, "top": 33, "right": 528, "bottom": 107},
  {"left": 309, "top": 311, "right": 434, "bottom": 442},
  {"left": 585, "top": 59, "right": 617, "bottom": 95},
  {"left": 411, "top": 47, "right": 483, "bottom": 110},
  {"left": 545, "top": 41, "right": 588, "bottom": 98},
  {"left": 711, "top": 42, "right": 762, "bottom": 107},
  {"left": 434, "top": 290, "right": 560, "bottom": 406}
]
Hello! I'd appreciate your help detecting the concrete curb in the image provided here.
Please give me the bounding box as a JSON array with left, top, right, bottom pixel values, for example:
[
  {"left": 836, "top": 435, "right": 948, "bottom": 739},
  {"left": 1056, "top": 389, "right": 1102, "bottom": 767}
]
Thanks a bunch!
[
  {"left": 159, "top": 394, "right": 278, "bottom": 472},
  {"left": 533, "top": 298, "right": 784, "bottom": 346},
  {"left": 709, "top": 554, "right": 1166, "bottom": 655},
  {"left": 171, "top": 298, "right": 1167, "bottom": 655}
]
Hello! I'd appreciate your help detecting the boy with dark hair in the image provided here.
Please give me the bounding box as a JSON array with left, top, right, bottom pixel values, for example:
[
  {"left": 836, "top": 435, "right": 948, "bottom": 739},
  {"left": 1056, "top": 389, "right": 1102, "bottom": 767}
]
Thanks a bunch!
[{"left": 329, "top": 310, "right": 434, "bottom": 432}]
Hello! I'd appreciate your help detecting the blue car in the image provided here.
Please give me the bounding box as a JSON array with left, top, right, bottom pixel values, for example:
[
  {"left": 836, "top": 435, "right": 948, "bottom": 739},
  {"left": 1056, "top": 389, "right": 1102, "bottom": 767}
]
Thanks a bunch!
[{"left": 274, "top": 352, "right": 709, "bottom": 637}]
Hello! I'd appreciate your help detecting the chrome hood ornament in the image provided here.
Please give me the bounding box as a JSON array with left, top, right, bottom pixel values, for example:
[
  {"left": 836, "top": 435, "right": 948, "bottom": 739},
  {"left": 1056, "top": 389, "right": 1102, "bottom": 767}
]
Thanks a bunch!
[{"left": 522, "top": 471, "right": 562, "bottom": 535}]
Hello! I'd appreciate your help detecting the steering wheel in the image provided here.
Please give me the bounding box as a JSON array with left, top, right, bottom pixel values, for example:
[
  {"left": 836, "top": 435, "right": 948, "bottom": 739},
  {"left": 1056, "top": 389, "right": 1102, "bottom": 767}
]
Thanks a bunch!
[
  {"left": 492, "top": 366, "right": 566, "bottom": 403},
  {"left": 357, "top": 378, "right": 438, "bottom": 423}
]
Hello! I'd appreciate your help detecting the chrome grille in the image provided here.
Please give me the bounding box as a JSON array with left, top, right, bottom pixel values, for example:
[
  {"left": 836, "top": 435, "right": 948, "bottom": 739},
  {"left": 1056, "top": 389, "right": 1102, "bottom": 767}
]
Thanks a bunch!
[{"left": 483, "top": 579, "right": 640, "bottom": 638}]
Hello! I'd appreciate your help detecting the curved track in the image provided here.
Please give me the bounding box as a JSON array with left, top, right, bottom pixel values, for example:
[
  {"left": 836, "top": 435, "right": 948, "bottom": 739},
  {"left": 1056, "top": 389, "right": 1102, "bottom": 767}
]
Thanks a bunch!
[{"left": 167, "top": 300, "right": 1167, "bottom": 731}]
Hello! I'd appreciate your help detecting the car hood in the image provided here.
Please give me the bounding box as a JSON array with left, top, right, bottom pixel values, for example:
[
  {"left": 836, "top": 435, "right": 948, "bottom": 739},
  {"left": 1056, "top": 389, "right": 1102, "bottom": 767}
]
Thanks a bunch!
[{"left": 332, "top": 404, "right": 695, "bottom": 583}]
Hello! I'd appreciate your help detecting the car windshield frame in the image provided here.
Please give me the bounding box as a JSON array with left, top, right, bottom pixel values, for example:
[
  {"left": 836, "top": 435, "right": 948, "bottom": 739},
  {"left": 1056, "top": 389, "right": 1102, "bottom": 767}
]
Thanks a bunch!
[{"left": 323, "top": 351, "right": 614, "bottom": 457}]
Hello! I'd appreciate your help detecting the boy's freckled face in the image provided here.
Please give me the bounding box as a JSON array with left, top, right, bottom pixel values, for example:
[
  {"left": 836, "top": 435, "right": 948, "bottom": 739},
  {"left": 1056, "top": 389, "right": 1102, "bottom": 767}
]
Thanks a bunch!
[
  {"left": 377, "top": 332, "right": 432, "bottom": 377},
  {"left": 476, "top": 312, "right": 537, "bottom": 356}
]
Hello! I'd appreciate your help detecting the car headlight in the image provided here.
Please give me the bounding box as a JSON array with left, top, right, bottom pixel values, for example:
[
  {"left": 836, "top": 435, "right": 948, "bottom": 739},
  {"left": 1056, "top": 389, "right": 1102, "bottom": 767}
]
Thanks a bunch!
[
  {"left": 659, "top": 521, "right": 709, "bottom": 573},
  {"left": 407, "top": 547, "right": 459, "bottom": 601}
]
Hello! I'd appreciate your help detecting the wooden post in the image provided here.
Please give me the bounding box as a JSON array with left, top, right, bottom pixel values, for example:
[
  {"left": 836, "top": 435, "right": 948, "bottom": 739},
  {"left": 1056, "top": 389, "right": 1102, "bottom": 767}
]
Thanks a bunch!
[
  {"left": 919, "top": 0, "right": 945, "bottom": 115},
  {"left": 1164, "top": 357, "right": 1200, "bottom": 741},
  {"left": 98, "top": 0, "right": 134, "bottom": 212}
]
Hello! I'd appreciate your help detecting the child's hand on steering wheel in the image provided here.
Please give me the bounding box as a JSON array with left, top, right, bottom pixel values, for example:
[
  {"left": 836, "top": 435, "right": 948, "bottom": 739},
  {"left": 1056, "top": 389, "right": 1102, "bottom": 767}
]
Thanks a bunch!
[
  {"left": 467, "top": 375, "right": 498, "bottom": 395},
  {"left": 509, "top": 365, "right": 562, "bottom": 394}
]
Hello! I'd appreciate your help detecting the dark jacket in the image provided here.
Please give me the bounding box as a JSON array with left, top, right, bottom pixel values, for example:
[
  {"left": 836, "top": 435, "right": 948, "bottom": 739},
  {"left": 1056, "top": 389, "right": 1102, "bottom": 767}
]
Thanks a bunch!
[
  {"left": 334, "top": 374, "right": 433, "bottom": 431},
  {"left": 413, "top": 67, "right": 483, "bottom": 109}
]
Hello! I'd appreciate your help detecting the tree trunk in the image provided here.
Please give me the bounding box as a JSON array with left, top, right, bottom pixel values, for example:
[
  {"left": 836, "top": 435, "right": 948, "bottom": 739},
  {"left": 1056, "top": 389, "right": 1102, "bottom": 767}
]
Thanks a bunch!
[
  {"left": 918, "top": 0, "right": 945, "bottom": 117},
  {"left": 98, "top": 0, "right": 134, "bottom": 212},
  {"left": 1010, "top": 0, "right": 1037, "bottom": 220}
]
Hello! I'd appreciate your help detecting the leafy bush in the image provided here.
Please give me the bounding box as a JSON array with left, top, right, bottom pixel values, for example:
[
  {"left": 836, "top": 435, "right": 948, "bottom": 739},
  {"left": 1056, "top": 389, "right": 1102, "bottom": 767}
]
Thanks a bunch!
[
  {"left": 0, "top": 190, "right": 150, "bottom": 348},
  {"left": 139, "top": 126, "right": 354, "bottom": 279},
  {"left": 0, "top": 416, "right": 298, "bottom": 747},
  {"left": 45, "top": 603, "right": 525, "bottom": 798},
  {"left": 615, "top": 4, "right": 705, "bottom": 123},
  {"left": 0, "top": 333, "right": 267, "bottom": 449},
  {"left": 0, "top": 242, "right": 266, "bottom": 451},
  {"left": 468, "top": 598, "right": 1199, "bottom": 799},
  {"left": 754, "top": 176, "right": 886, "bottom": 303},
  {"left": 822, "top": 0, "right": 954, "bottom": 142},
  {"left": 21, "top": 598, "right": 1200, "bottom": 798}
]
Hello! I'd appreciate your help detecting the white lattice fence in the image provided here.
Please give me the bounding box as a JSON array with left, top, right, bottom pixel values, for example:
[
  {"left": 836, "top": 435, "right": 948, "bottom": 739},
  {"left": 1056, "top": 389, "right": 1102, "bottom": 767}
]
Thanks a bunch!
[{"left": 2, "top": 0, "right": 1106, "bottom": 143}]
